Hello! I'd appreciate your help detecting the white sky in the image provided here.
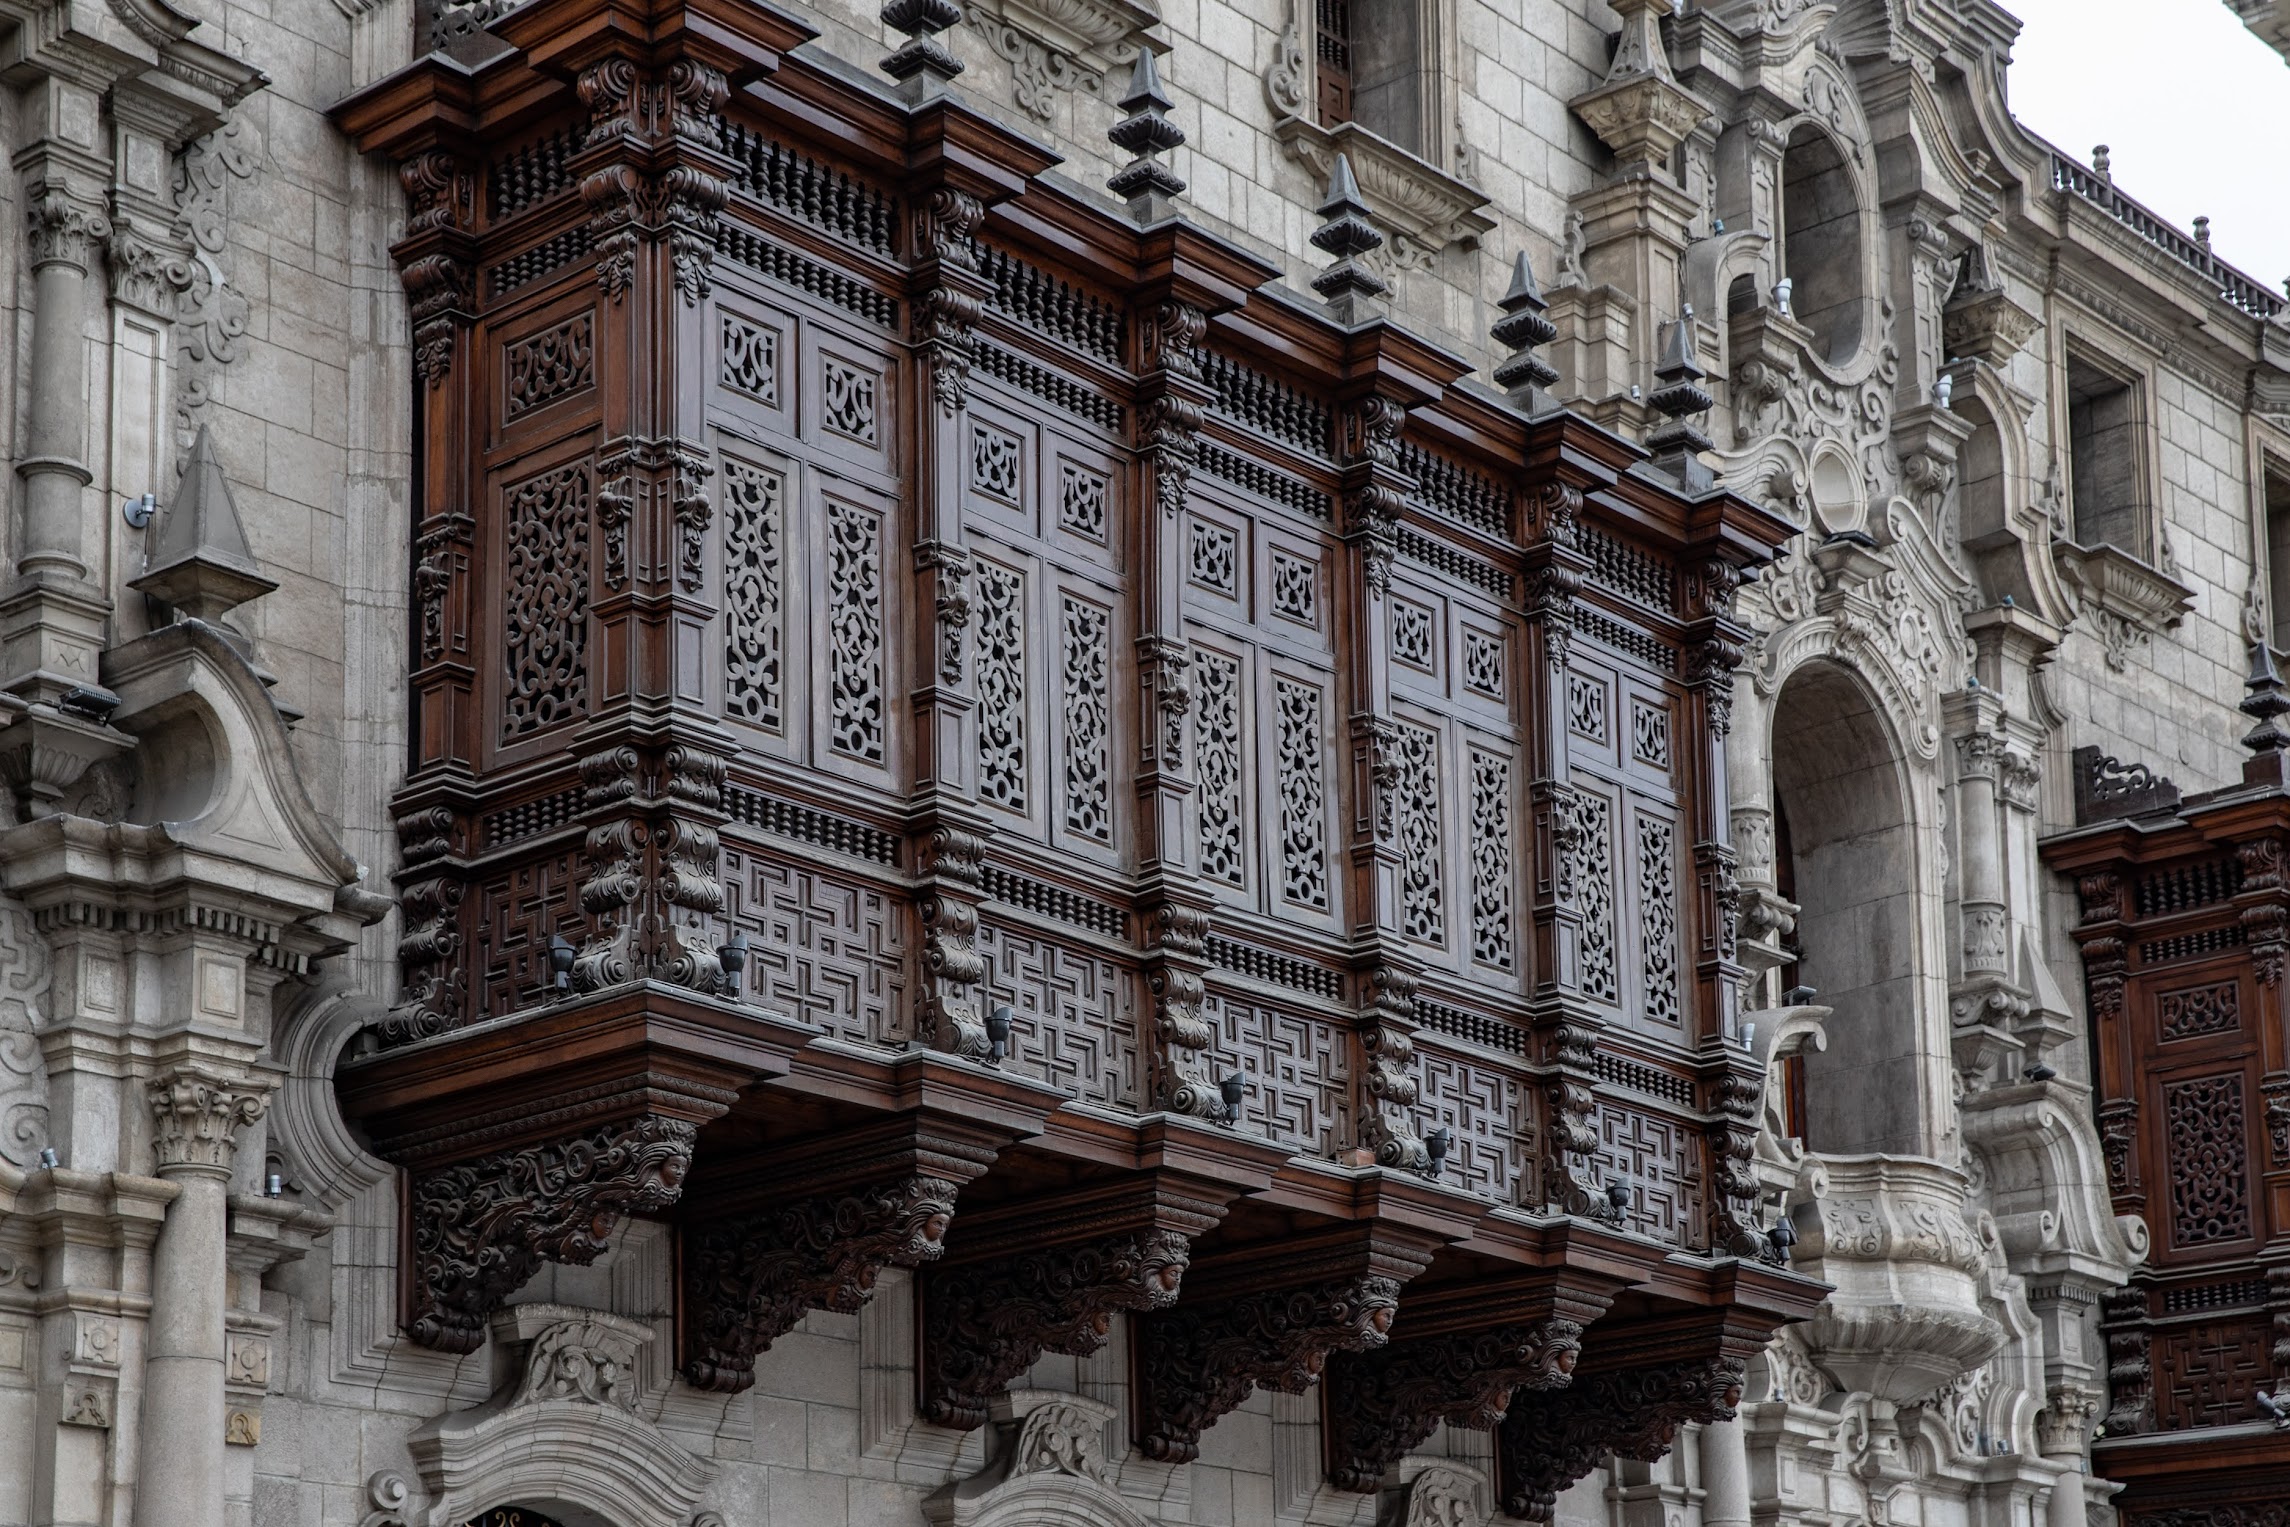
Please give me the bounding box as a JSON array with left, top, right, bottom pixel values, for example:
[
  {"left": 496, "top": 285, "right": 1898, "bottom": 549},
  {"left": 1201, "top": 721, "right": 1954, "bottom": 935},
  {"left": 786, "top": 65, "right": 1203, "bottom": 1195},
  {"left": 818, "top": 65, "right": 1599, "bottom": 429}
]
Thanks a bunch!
[{"left": 1999, "top": 0, "right": 2290, "bottom": 291}]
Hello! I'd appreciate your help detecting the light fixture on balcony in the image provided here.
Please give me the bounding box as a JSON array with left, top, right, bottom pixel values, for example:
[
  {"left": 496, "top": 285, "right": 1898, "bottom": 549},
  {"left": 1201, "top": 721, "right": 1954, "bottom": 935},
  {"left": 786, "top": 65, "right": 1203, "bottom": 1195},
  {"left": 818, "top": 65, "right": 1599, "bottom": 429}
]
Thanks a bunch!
[
  {"left": 2258, "top": 1389, "right": 2287, "bottom": 1428},
  {"left": 1421, "top": 1127, "right": 1451, "bottom": 1180},
  {"left": 985, "top": 1003, "right": 1014, "bottom": 1067},
  {"left": 1605, "top": 1178, "right": 1634, "bottom": 1215},
  {"left": 721, "top": 931, "right": 749, "bottom": 999},
  {"left": 2023, "top": 1062, "right": 2057, "bottom": 1082},
  {"left": 1782, "top": 984, "right": 1818, "bottom": 1006},
  {"left": 1217, "top": 1071, "right": 1248, "bottom": 1126},
  {"left": 548, "top": 934, "right": 576, "bottom": 992},
  {"left": 1768, "top": 1214, "right": 1799, "bottom": 1265},
  {"left": 38, "top": 1147, "right": 58, "bottom": 1169},
  {"left": 1773, "top": 277, "right": 1794, "bottom": 318}
]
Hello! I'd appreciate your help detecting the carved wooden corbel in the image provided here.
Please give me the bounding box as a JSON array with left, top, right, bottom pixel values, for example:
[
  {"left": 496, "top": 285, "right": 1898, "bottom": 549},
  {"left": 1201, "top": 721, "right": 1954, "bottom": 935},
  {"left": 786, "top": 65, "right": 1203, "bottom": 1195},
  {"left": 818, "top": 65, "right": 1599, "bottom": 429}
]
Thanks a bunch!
[
  {"left": 918, "top": 1180, "right": 1229, "bottom": 1429},
  {"left": 1496, "top": 1355, "right": 1747, "bottom": 1521},
  {"left": 1135, "top": 1227, "right": 1438, "bottom": 1464},
  {"left": 1320, "top": 1279, "right": 1615, "bottom": 1492},
  {"left": 679, "top": 1120, "right": 1004, "bottom": 1393},
  {"left": 406, "top": 1116, "right": 698, "bottom": 1353}
]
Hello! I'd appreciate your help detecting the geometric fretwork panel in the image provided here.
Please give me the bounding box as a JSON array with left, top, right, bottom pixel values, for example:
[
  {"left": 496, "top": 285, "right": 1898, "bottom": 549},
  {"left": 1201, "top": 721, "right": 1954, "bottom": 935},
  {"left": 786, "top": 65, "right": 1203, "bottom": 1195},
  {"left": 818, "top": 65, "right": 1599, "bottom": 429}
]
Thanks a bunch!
[
  {"left": 975, "top": 921, "right": 1134, "bottom": 1109},
  {"left": 1416, "top": 1038, "right": 1533, "bottom": 1203},
  {"left": 2153, "top": 1317, "right": 2271, "bottom": 1431},
  {"left": 2162, "top": 1073, "right": 2252, "bottom": 1247},
  {"left": 472, "top": 848, "right": 582, "bottom": 1022},
  {"left": 1200, "top": 990, "right": 1350, "bottom": 1157},
  {"left": 1592, "top": 1098, "right": 1696, "bottom": 1247},
  {"left": 723, "top": 849, "right": 906, "bottom": 1046}
]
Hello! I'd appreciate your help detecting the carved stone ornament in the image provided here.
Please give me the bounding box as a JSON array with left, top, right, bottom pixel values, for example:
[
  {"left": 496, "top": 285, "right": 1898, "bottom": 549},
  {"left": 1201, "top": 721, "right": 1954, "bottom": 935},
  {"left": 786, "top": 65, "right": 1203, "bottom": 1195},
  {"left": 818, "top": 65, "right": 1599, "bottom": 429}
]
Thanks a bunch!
[
  {"left": 682, "top": 1125, "right": 1000, "bottom": 1393},
  {"left": 922, "top": 1389, "right": 1135, "bottom": 1525},
  {"left": 2053, "top": 541, "right": 2195, "bottom": 672},
  {"left": 1321, "top": 1302, "right": 1594, "bottom": 1493},
  {"left": 406, "top": 1116, "right": 697, "bottom": 1353},
  {"left": 1496, "top": 1357, "right": 1747, "bottom": 1521},
  {"left": 1567, "top": 0, "right": 1706, "bottom": 172},
  {"left": 149, "top": 1064, "right": 273, "bottom": 1173},
  {"left": 920, "top": 1225, "right": 1198, "bottom": 1429},
  {"left": 963, "top": 0, "right": 1162, "bottom": 123},
  {"left": 1135, "top": 1231, "right": 1437, "bottom": 1463},
  {"left": 1272, "top": 119, "right": 1496, "bottom": 271}
]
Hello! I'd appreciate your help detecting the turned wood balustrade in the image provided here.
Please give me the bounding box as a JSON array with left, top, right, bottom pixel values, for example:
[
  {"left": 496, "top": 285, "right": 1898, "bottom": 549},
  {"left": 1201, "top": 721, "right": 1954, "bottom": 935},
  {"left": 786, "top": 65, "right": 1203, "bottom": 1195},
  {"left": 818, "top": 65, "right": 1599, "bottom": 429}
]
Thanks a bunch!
[
  {"left": 2046, "top": 743, "right": 2290, "bottom": 1524},
  {"left": 329, "top": 0, "right": 1821, "bottom": 1490}
]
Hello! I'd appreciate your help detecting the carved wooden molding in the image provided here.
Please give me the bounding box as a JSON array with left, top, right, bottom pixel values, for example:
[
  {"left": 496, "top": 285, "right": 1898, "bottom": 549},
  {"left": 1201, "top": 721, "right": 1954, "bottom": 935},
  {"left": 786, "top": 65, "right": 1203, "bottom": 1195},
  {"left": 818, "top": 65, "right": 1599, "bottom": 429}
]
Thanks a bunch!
[
  {"left": 1134, "top": 1228, "right": 1438, "bottom": 1463},
  {"left": 918, "top": 1181, "right": 1228, "bottom": 1429},
  {"left": 406, "top": 1116, "right": 697, "bottom": 1353},
  {"left": 1496, "top": 1355, "right": 1747, "bottom": 1521},
  {"left": 1320, "top": 1280, "right": 1614, "bottom": 1492},
  {"left": 679, "top": 1121, "right": 1003, "bottom": 1392}
]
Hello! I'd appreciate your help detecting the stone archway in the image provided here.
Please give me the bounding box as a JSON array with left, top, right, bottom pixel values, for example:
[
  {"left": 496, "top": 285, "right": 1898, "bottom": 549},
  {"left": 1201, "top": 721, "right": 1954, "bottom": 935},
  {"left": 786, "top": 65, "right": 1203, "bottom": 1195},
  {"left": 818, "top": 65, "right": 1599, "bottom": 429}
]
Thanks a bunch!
[{"left": 1769, "top": 659, "right": 1922, "bottom": 1156}]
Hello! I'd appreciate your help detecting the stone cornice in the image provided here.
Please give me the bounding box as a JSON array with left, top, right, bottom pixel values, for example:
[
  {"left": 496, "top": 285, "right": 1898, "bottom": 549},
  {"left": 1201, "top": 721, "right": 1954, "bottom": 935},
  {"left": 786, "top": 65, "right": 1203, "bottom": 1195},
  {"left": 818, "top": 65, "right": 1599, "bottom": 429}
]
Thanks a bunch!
[{"left": 1272, "top": 119, "right": 1495, "bottom": 272}]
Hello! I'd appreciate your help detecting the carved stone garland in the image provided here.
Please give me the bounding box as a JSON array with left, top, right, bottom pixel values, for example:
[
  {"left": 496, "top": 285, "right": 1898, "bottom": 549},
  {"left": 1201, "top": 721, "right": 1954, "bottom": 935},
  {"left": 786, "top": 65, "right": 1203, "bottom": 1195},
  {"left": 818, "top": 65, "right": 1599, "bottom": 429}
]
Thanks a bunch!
[
  {"left": 406, "top": 1116, "right": 697, "bottom": 1354},
  {"left": 1496, "top": 1357, "right": 1747, "bottom": 1522},
  {"left": 920, "top": 1228, "right": 1195, "bottom": 1429}
]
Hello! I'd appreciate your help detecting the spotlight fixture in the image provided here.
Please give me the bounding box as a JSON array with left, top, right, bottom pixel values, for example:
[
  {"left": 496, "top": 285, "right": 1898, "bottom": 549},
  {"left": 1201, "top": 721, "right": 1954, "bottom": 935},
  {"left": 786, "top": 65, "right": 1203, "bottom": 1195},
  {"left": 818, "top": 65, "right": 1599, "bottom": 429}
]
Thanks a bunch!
[
  {"left": 1606, "top": 1178, "right": 1634, "bottom": 1214},
  {"left": 1422, "top": 1127, "right": 1452, "bottom": 1180},
  {"left": 1218, "top": 1071, "right": 1248, "bottom": 1125},
  {"left": 985, "top": 1003, "right": 1014, "bottom": 1067},
  {"left": 548, "top": 934, "right": 576, "bottom": 992},
  {"left": 1768, "top": 1215, "right": 1799, "bottom": 1265},
  {"left": 721, "top": 930, "right": 750, "bottom": 999},
  {"left": 2024, "top": 1062, "right": 2057, "bottom": 1082}
]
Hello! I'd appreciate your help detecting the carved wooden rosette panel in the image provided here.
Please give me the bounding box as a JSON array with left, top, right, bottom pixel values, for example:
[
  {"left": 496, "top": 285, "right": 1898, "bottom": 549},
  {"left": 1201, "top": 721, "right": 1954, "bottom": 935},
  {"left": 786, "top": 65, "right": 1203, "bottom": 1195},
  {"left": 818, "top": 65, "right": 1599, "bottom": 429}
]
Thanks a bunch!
[
  {"left": 1496, "top": 1355, "right": 1747, "bottom": 1522},
  {"left": 679, "top": 1123, "right": 1002, "bottom": 1393},
  {"left": 405, "top": 1116, "right": 701, "bottom": 1353},
  {"left": 1133, "top": 1229, "right": 1438, "bottom": 1464},
  {"left": 1320, "top": 1281, "right": 1614, "bottom": 1493}
]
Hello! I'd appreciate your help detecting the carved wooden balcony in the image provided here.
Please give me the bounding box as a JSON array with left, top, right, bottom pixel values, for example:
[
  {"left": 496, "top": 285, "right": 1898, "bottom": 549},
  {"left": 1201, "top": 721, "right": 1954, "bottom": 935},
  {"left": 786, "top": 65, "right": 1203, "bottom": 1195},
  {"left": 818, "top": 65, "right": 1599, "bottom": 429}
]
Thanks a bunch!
[
  {"left": 331, "top": 0, "right": 1822, "bottom": 1483},
  {"left": 2043, "top": 733, "right": 2290, "bottom": 1521}
]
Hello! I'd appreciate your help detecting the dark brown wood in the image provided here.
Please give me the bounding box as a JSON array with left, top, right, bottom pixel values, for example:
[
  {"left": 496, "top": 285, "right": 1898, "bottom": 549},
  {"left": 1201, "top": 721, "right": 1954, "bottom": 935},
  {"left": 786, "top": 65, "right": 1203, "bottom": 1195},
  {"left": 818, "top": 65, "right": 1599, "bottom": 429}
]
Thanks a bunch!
[
  {"left": 2044, "top": 767, "right": 2290, "bottom": 1517},
  {"left": 331, "top": 0, "right": 1820, "bottom": 1450}
]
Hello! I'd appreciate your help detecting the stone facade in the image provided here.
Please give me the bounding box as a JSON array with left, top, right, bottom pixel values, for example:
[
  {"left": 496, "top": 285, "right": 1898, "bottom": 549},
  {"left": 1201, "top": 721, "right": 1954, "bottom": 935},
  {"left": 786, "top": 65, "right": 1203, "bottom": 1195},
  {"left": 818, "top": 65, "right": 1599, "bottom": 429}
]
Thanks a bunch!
[{"left": 0, "top": 1, "right": 2284, "bottom": 1527}]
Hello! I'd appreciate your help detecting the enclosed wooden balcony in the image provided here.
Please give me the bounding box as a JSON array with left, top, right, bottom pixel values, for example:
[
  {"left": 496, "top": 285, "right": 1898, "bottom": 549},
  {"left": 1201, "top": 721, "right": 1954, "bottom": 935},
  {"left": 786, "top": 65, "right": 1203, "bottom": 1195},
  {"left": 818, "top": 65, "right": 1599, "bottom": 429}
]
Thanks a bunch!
[{"left": 331, "top": 0, "right": 1821, "bottom": 1489}]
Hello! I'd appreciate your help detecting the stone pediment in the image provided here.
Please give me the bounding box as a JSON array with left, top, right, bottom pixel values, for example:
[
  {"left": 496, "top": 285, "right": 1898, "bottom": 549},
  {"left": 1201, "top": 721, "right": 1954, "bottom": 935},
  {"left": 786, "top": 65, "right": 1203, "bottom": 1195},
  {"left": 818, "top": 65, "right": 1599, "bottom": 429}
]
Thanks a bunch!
[{"left": 1273, "top": 118, "right": 1495, "bottom": 271}]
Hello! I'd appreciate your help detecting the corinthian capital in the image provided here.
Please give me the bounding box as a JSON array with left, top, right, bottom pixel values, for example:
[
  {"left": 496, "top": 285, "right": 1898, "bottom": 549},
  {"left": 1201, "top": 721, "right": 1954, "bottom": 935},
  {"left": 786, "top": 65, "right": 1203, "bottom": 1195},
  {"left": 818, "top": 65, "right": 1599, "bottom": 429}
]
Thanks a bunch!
[
  {"left": 26, "top": 181, "right": 108, "bottom": 273},
  {"left": 148, "top": 1064, "right": 272, "bottom": 1173}
]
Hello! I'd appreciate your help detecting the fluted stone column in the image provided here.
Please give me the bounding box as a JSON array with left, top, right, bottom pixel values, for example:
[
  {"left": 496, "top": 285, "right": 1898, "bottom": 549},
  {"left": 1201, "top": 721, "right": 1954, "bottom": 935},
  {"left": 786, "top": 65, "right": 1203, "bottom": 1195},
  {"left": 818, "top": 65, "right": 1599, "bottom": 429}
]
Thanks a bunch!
[
  {"left": 137, "top": 1065, "right": 269, "bottom": 1527},
  {"left": 1698, "top": 1416, "right": 1751, "bottom": 1527}
]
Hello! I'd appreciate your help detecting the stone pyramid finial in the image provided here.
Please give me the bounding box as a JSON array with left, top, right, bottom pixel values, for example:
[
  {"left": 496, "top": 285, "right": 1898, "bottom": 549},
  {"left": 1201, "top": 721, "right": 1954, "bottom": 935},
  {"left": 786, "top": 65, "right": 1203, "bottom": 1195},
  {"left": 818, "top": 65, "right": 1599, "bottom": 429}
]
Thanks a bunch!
[
  {"left": 1491, "top": 249, "right": 1560, "bottom": 414},
  {"left": 1309, "top": 154, "right": 1389, "bottom": 325},
  {"left": 881, "top": 0, "right": 965, "bottom": 102},
  {"left": 131, "top": 426, "right": 278, "bottom": 623},
  {"left": 2243, "top": 641, "right": 2290, "bottom": 759},
  {"left": 1643, "top": 309, "right": 1715, "bottom": 492},
  {"left": 1108, "top": 48, "right": 1186, "bottom": 223}
]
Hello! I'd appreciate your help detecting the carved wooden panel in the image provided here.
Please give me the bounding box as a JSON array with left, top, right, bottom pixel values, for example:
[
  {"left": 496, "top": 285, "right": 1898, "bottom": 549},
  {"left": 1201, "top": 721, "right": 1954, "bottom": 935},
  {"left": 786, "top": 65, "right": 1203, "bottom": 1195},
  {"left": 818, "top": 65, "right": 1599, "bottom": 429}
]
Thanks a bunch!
[
  {"left": 976, "top": 921, "right": 1135, "bottom": 1108},
  {"left": 1395, "top": 719, "right": 1445, "bottom": 947},
  {"left": 974, "top": 559, "right": 1029, "bottom": 813},
  {"left": 2156, "top": 979, "right": 2239, "bottom": 1043},
  {"left": 2153, "top": 1317, "right": 2271, "bottom": 1431},
  {"left": 1468, "top": 748, "right": 1517, "bottom": 973},
  {"left": 1576, "top": 786, "right": 1621, "bottom": 1004},
  {"left": 2160, "top": 1073, "right": 2254, "bottom": 1249},
  {"left": 1272, "top": 673, "right": 1333, "bottom": 914},
  {"left": 497, "top": 458, "right": 592, "bottom": 745},
  {"left": 1567, "top": 645, "right": 1686, "bottom": 1031},
  {"left": 720, "top": 453, "right": 786, "bottom": 735},
  {"left": 502, "top": 312, "right": 595, "bottom": 420},
  {"left": 1058, "top": 593, "right": 1114, "bottom": 845},
  {"left": 1199, "top": 990, "right": 1350, "bottom": 1156},
  {"left": 1194, "top": 645, "right": 1247, "bottom": 888},
  {"left": 1592, "top": 1099, "right": 1698, "bottom": 1246},
  {"left": 722, "top": 848, "right": 904, "bottom": 1046},
  {"left": 823, "top": 492, "right": 888, "bottom": 765},
  {"left": 1417, "top": 1038, "right": 1534, "bottom": 1202},
  {"left": 471, "top": 849, "right": 582, "bottom": 1021}
]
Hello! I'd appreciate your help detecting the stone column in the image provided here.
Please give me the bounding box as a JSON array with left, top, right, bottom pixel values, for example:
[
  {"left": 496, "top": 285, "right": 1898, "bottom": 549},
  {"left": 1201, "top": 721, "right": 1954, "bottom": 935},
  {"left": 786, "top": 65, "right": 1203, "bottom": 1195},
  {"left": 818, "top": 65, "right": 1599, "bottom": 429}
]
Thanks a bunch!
[
  {"left": 1698, "top": 1415, "right": 1752, "bottom": 1527},
  {"left": 137, "top": 1064, "right": 269, "bottom": 1527},
  {"left": 2046, "top": 1464, "right": 2088, "bottom": 1527},
  {"left": 1952, "top": 726, "right": 2009, "bottom": 980},
  {"left": 18, "top": 170, "right": 104, "bottom": 587}
]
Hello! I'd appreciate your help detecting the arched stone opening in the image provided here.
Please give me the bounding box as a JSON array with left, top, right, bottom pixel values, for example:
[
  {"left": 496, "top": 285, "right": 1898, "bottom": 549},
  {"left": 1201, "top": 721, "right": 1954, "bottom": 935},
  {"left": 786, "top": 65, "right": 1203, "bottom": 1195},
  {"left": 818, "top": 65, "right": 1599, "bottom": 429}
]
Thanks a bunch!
[
  {"left": 1780, "top": 126, "right": 1864, "bottom": 365},
  {"left": 1770, "top": 660, "right": 1919, "bottom": 1155}
]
